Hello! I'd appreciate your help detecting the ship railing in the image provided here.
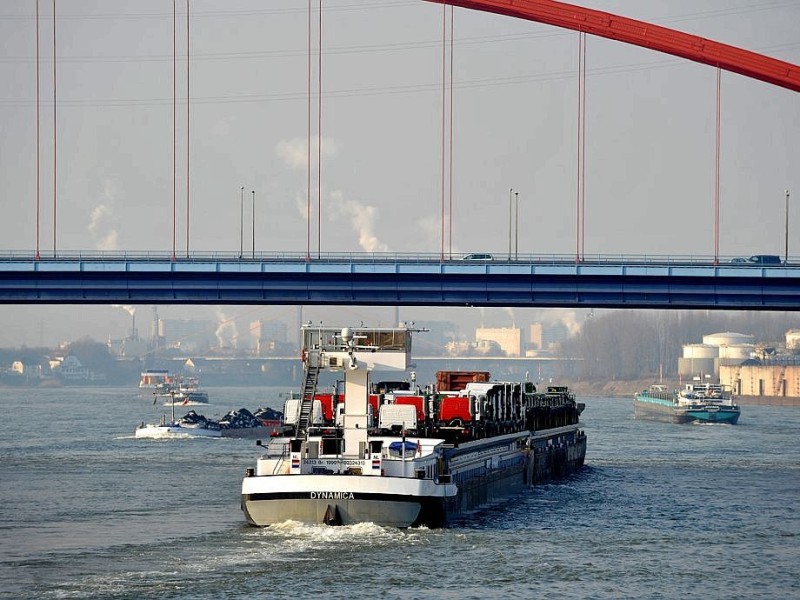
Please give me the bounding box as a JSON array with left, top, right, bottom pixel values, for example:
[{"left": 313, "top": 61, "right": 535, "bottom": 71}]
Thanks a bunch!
[{"left": 271, "top": 445, "right": 291, "bottom": 475}]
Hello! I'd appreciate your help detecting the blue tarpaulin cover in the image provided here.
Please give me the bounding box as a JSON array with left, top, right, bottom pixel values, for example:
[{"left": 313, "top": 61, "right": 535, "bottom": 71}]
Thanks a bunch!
[{"left": 389, "top": 441, "right": 418, "bottom": 453}]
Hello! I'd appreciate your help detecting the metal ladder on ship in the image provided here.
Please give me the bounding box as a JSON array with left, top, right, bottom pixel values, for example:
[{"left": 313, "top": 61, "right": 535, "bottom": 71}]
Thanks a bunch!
[{"left": 297, "top": 348, "right": 321, "bottom": 435}]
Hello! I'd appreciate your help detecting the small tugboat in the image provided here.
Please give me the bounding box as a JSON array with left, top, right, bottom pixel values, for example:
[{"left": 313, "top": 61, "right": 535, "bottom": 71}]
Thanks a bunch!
[
  {"left": 634, "top": 383, "right": 741, "bottom": 424},
  {"left": 157, "top": 376, "right": 210, "bottom": 405},
  {"left": 241, "top": 323, "right": 586, "bottom": 528},
  {"left": 153, "top": 376, "right": 208, "bottom": 406}
]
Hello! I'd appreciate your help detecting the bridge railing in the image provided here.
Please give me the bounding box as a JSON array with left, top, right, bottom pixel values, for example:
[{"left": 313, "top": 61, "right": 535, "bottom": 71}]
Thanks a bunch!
[{"left": 0, "top": 250, "right": 794, "bottom": 266}]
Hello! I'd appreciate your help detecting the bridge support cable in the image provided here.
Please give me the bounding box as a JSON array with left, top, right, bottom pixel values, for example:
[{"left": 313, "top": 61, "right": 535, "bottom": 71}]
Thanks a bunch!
[
  {"left": 35, "top": 0, "right": 40, "bottom": 260},
  {"left": 575, "top": 31, "right": 586, "bottom": 263},
  {"left": 52, "top": 0, "right": 57, "bottom": 257},
  {"left": 306, "top": 1, "right": 323, "bottom": 261},
  {"left": 307, "top": 0, "right": 311, "bottom": 261},
  {"left": 317, "top": 1, "right": 323, "bottom": 259},
  {"left": 172, "top": 0, "right": 177, "bottom": 261},
  {"left": 440, "top": 3, "right": 455, "bottom": 261},
  {"left": 172, "top": 0, "right": 177, "bottom": 260},
  {"left": 448, "top": 5, "right": 454, "bottom": 259},
  {"left": 714, "top": 68, "right": 721, "bottom": 265},
  {"left": 580, "top": 32, "right": 586, "bottom": 262},
  {"left": 423, "top": 0, "right": 800, "bottom": 93},
  {"left": 185, "top": 0, "right": 190, "bottom": 258}
]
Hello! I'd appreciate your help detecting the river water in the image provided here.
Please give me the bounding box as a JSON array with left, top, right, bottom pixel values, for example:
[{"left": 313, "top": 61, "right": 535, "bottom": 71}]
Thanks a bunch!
[{"left": 1, "top": 386, "right": 798, "bottom": 599}]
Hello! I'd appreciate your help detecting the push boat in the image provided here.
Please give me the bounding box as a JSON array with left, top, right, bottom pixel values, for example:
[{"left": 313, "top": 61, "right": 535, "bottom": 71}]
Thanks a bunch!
[
  {"left": 634, "top": 383, "right": 741, "bottom": 425},
  {"left": 139, "top": 369, "right": 174, "bottom": 391},
  {"left": 241, "top": 324, "right": 587, "bottom": 528},
  {"left": 157, "top": 377, "right": 210, "bottom": 405},
  {"left": 158, "top": 377, "right": 208, "bottom": 406}
]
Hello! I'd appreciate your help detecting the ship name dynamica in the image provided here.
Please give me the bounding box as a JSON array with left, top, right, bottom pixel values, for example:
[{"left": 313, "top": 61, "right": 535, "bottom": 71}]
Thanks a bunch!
[{"left": 241, "top": 323, "right": 587, "bottom": 528}]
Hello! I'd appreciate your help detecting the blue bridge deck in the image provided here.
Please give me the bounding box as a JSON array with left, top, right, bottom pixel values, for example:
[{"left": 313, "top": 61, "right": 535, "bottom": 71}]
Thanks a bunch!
[{"left": 0, "top": 252, "right": 798, "bottom": 309}]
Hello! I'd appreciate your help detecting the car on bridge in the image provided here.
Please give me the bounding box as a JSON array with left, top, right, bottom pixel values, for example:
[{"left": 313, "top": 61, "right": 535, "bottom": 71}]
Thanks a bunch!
[
  {"left": 730, "top": 255, "right": 783, "bottom": 266},
  {"left": 461, "top": 253, "right": 494, "bottom": 261}
]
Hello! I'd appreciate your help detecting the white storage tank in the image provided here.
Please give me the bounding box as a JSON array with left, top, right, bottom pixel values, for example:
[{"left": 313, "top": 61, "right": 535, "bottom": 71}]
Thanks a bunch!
[
  {"left": 786, "top": 329, "right": 800, "bottom": 352},
  {"left": 682, "top": 343, "right": 718, "bottom": 359},
  {"left": 718, "top": 344, "right": 754, "bottom": 360},
  {"left": 703, "top": 332, "right": 755, "bottom": 347}
]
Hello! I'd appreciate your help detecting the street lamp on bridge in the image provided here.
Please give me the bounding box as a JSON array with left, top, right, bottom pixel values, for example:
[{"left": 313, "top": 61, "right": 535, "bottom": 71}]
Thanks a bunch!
[
  {"left": 786, "top": 189, "right": 790, "bottom": 264},
  {"left": 515, "top": 191, "right": 520, "bottom": 260}
]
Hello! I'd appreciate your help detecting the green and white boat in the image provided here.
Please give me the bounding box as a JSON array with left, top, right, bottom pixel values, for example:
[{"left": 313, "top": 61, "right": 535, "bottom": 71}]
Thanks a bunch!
[{"left": 634, "top": 383, "right": 740, "bottom": 425}]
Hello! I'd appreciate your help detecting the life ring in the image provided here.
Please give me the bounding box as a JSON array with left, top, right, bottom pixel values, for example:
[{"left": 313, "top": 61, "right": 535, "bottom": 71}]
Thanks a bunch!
[{"left": 300, "top": 348, "right": 307, "bottom": 362}]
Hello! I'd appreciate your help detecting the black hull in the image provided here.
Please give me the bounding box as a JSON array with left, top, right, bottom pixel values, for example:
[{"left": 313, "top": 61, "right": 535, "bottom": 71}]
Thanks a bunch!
[
  {"left": 634, "top": 399, "right": 691, "bottom": 424},
  {"left": 418, "top": 428, "right": 587, "bottom": 527}
]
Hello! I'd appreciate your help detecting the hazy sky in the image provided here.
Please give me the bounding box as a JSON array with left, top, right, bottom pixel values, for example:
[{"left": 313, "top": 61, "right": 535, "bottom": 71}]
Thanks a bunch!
[{"left": 0, "top": 0, "right": 798, "bottom": 347}]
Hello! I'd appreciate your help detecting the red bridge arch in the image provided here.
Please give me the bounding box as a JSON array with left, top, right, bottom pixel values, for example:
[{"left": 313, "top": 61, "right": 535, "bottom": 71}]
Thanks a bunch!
[{"left": 425, "top": 0, "right": 800, "bottom": 93}]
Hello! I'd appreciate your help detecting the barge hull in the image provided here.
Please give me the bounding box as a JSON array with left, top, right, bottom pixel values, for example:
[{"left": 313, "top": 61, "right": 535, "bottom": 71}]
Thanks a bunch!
[
  {"left": 634, "top": 399, "right": 739, "bottom": 424},
  {"left": 241, "top": 427, "right": 586, "bottom": 528},
  {"left": 242, "top": 492, "right": 430, "bottom": 528},
  {"left": 442, "top": 428, "right": 586, "bottom": 524},
  {"left": 634, "top": 399, "right": 692, "bottom": 424}
]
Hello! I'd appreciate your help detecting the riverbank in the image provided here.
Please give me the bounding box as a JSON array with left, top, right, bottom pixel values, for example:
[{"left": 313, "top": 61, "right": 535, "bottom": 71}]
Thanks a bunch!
[{"left": 562, "top": 379, "right": 660, "bottom": 398}]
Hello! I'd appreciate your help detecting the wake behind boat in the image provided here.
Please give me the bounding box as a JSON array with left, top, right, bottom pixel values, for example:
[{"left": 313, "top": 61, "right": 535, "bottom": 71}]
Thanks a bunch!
[
  {"left": 634, "top": 383, "right": 741, "bottom": 424},
  {"left": 241, "top": 323, "right": 586, "bottom": 528}
]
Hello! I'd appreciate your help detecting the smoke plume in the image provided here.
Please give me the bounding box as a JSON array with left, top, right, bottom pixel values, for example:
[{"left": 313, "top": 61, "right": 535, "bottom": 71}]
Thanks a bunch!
[
  {"left": 327, "top": 190, "right": 389, "bottom": 253},
  {"left": 88, "top": 204, "right": 118, "bottom": 251},
  {"left": 112, "top": 304, "right": 136, "bottom": 317},
  {"left": 214, "top": 309, "right": 239, "bottom": 349},
  {"left": 276, "top": 136, "right": 337, "bottom": 170},
  {"left": 88, "top": 179, "right": 120, "bottom": 251}
]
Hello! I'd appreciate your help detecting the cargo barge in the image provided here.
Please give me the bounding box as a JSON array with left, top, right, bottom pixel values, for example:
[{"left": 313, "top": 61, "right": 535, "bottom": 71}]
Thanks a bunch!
[
  {"left": 634, "top": 384, "right": 740, "bottom": 424},
  {"left": 241, "top": 323, "right": 586, "bottom": 528}
]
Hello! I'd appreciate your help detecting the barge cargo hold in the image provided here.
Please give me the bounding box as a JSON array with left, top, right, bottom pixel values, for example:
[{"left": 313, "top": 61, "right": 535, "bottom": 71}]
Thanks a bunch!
[{"left": 241, "top": 324, "right": 586, "bottom": 528}]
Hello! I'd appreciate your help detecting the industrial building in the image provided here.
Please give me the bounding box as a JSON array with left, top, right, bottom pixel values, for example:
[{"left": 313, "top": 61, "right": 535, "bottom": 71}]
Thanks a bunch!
[{"left": 678, "top": 331, "right": 800, "bottom": 403}]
